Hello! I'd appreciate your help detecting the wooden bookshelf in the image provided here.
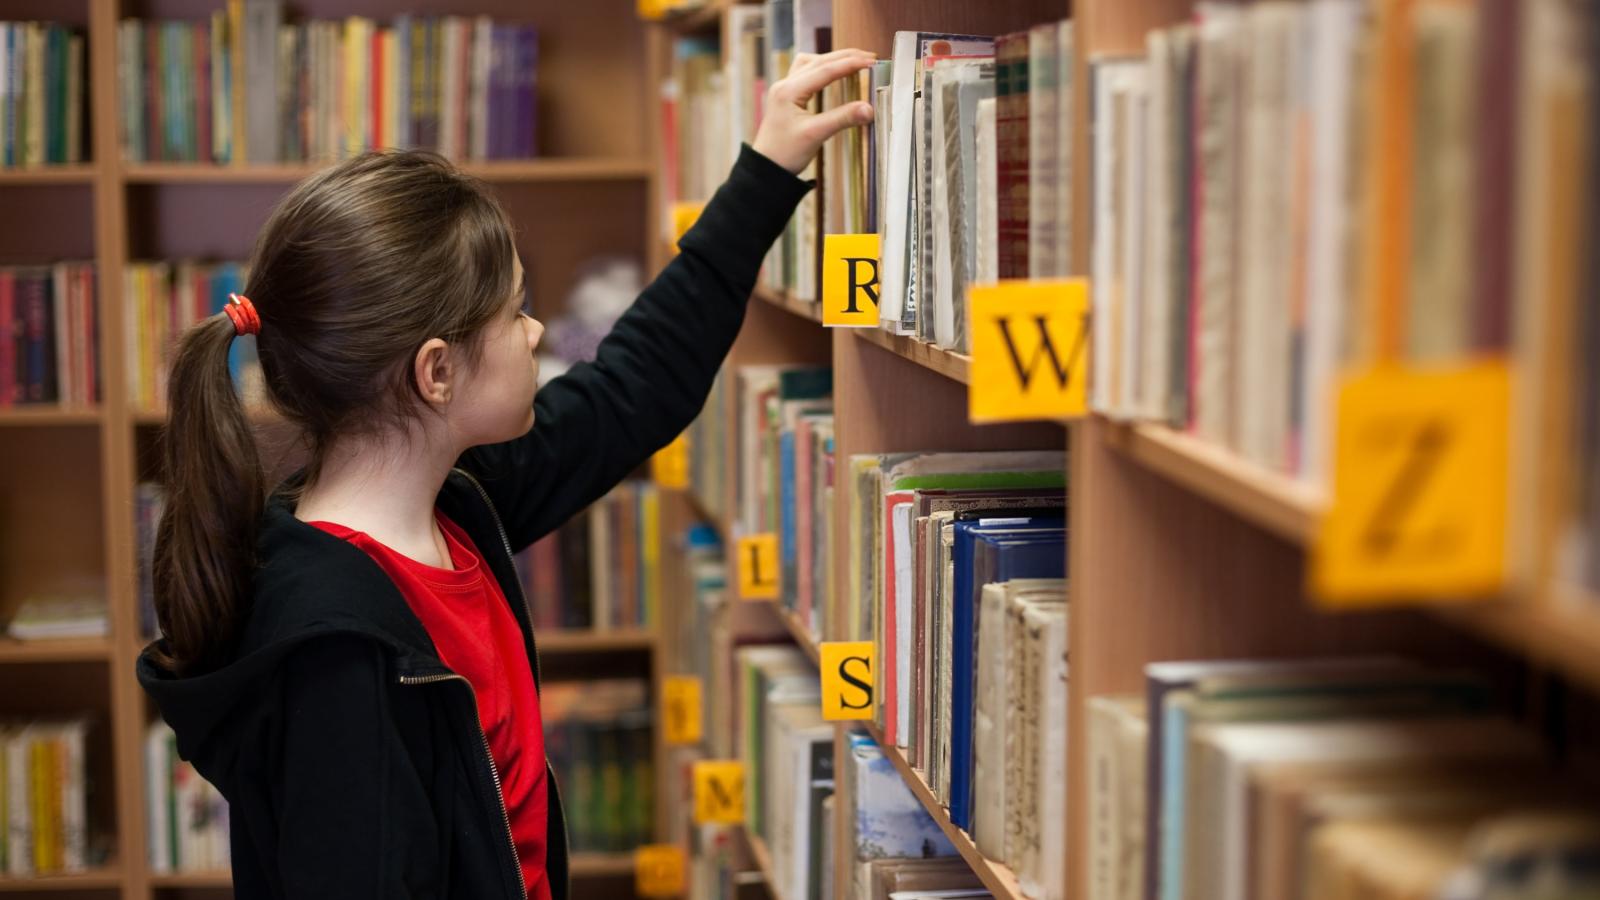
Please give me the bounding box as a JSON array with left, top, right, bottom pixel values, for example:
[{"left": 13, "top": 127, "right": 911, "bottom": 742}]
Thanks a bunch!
[
  {"left": 0, "top": 1, "right": 673, "bottom": 898},
  {"left": 860, "top": 724, "right": 1026, "bottom": 900},
  {"left": 753, "top": 285, "right": 825, "bottom": 324}
]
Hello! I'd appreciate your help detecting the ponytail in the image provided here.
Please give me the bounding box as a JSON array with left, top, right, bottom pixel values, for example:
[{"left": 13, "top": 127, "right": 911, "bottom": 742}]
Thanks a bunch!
[{"left": 150, "top": 313, "right": 264, "bottom": 675}]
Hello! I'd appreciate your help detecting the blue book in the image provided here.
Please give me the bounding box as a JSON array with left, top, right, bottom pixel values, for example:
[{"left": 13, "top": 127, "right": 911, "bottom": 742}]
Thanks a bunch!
[{"left": 948, "top": 517, "right": 1065, "bottom": 830}]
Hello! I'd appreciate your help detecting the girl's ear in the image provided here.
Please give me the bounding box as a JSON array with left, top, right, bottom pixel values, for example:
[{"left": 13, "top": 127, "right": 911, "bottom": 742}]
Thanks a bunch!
[{"left": 413, "top": 338, "right": 454, "bottom": 405}]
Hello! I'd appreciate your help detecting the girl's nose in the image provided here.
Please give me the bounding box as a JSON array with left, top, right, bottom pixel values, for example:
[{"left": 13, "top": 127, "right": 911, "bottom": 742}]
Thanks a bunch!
[{"left": 525, "top": 315, "right": 544, "bottom": 351}]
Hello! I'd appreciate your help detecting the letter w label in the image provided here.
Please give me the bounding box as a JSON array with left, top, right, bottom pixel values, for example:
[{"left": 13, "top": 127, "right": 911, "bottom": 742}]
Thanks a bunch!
[{"left": 969, "top": 279, "right": 1092, "bottom": 422}]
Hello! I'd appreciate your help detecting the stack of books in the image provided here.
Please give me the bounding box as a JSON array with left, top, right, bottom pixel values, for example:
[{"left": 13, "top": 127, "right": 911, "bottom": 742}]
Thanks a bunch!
[
  {"left": 0, "top": 263, "right": 98, "bottom": 408},
  {"left": 118, "top": 7, "right": 540, "bottom": 164},
  {"left": 1087, "top": 657, "right": 1600, "bottom": 900},
  {"left": 123, "top": 261, "right": 256, "bottom": 413},
  {"left": 845, "top": 449, "right": 1067, "bottom": 894},
  {"left": 0, "top": 22, "right": 86, "bottom": 168},
  {"left": 514, "top": 480, "right": 664, "bottom": 632},
  {"left": 1, "top": 718, "right": 92, "bottom": 876},
  {"left": 542, "top": 679, "right": 654, "bottom": 854},
  {"left": 145, "top": 721, "right": 229, "bottom": 874}
]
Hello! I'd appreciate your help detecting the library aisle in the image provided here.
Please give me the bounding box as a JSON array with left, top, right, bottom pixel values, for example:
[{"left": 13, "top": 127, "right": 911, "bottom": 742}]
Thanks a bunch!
[{"left": 2, "top": 0, "right": 1598, "bottom": 898}]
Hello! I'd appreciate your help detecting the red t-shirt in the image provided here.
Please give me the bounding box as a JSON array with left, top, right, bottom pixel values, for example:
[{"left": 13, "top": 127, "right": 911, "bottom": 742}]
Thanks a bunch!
[{"left": 311, "top": 512, "right": 550, "bottom": 900}]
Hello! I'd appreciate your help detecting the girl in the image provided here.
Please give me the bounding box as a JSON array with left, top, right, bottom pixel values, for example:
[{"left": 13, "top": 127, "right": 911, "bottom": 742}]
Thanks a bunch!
[{"left": 138, "top": 49, "right": 876, "bottom": 900}]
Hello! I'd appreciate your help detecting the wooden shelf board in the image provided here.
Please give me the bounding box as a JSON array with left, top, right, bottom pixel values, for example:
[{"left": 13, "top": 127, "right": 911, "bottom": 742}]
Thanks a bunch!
[
  {"left": 0, "top": 165, "right": 98, "bottom": 185},
  {"left": 121, "top": 158, "right": 653, "bottom": 184},
  {"left": 852, "top": 329, "right": 971, "bottom": 384},
  {"left": 758, "top": 601, "right": 821, "bottom": 667},
  {"left": 1433, "top": 585, "right": 1600, "bottom": 691},
  {"left": 860, "top": 724, "right": 1026, "bottom": 900},
  {"left": 0, "top": 866, "right": 124, "bottom": 890},
  {"left": 132, "top": 407, "right": 283, "bottom": 426},
  {"left": 0, "top": 637, "right": 112, "bottom": 663},
  {"left": 149, "top": 870, "right": 231, "bottom": 888},
  {"left": 569, "top": 852, "right": 637, "bottom": 877},
  {"left": 0, "top": 406, "right": 101, "bottom": 426},
  {"left": 742, "top": 826, "right": 782, "bottom": 898},
  {"left": 537, "top": 628, "right": 657, "bottom": 653},
  {"left": 1105, "top": 420, "right": 1323, "bottom": 544},
  {"left": 753, "top": 285, "right": 824, "bottom": 324}
]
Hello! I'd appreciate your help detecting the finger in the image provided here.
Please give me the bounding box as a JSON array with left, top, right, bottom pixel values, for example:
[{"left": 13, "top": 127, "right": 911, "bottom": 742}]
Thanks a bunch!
[
  {"left": 802, "top": 100, "right": 874, "bottom": 142},
  {"left": 775, "top": 53, "right": 877, "bottom": 105},
  {"left": 795, "top": 47, "right": 875, "bottom": 71},
  {"left": 789, "top": 52, "right": 819, "bottom": 74}
]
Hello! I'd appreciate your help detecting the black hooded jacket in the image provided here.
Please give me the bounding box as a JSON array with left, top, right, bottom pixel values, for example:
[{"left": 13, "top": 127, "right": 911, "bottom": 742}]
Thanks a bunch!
[{"left": 137, "top": 146, "right": 811, "bottom": 899}]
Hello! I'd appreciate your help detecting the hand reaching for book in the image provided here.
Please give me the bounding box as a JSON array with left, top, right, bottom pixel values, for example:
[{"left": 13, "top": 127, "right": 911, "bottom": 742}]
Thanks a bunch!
[{"left": 752, "top": 48, "right": 877, "bottom": 174}]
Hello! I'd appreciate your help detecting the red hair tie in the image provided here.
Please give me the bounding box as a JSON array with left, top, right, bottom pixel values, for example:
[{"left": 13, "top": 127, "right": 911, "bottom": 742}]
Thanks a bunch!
[{"left": 224, "top": 293, "right": 260, "bottom": 337}]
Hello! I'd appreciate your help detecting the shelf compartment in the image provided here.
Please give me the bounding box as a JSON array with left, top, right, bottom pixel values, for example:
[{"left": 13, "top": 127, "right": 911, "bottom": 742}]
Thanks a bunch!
[
  {"left": 0, "top": 865, "right": 123, "bottom": 891},
  {"left": 120, "top": 158, "right": 653, "bottom": 185},
  {"left": 1103, "top": 420, "right": 1323, "bottom": 544},
  {"left": 859, "top": 724, "right": 1026, "bottom": 900}
]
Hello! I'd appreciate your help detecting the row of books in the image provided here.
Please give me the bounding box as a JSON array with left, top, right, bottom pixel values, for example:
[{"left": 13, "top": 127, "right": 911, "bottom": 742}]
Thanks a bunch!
[
  {"left": 515, "top": 481, "right": 664, "bottom": 632},
  {"left": 145, "top": 721, "right": 228, "bottom": 874},
  {"left": 1086, "top": 656, "right": 1600, "bottom": 900},
  {"left": 0, "top": 263, "right": 98, "bottom": 408},
  {"left": 118, "top": 8, "right": 540, "bottom": 164},
  {"left": 124, "top": 261, "right": 260, "bottom": 413},
  {"left": 542, "top": 679, "right": 654, "bottom": 855},
  {"left": 1, "top": 719, "right": 91, "bottom": 876},
  {"left": 0, "top": 22, "right": 85, "bottom": 168},
  {"left": 847, "top": 450, "right": 1067, "bottom": 898},
  {"left": 735, "top": 366, "right": 834, "bottom": 637}
]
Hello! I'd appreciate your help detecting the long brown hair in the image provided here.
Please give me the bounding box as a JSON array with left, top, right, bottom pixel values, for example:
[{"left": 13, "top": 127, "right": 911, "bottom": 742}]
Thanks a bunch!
[{"left": 152, "top": 150, "right": 518, "bottom": 674}]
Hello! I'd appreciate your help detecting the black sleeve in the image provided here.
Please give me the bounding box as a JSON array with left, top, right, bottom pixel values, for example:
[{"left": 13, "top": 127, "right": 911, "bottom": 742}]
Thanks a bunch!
[
  {"left": 457, "top": 144, "right": 813, "bottom": 550},
  {"left": 274, "top": 638, "right": 416, "bottom": 899}
]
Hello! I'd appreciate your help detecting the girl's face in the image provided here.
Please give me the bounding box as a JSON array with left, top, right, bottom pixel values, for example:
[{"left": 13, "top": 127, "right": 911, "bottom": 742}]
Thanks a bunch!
[{"left": 456, "top": 254, "right": 543, "bottom": 445}]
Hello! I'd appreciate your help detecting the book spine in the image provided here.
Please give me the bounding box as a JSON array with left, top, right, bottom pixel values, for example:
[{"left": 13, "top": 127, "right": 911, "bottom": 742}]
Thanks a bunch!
[
  {"left": 996, "top": 32, "right": 1030, "bottom": 279},
  {"left": 65, "top": 33, "right": 81, "bottom": 164},
  {"left": 195, "top": 22, "right": 212, "bottom": 164},
  {"left": 517, "top": 26, "right": 537, "bottom": 157},
  {"left": 0, "top": 271, "right": 12, "bottom": 407},
  {"left": 370, "top": 24, "right": 382, "bottom": 151}
]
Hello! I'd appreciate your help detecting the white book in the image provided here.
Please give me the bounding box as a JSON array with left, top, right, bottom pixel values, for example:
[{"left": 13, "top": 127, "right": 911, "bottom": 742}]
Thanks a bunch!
[
  {"left": 1301, "top": 0, "right": 1361, "bottom": 485},
  {"left": 1140, "top": 31, "right": 1177, "bottom": 423},
  {"left": 725, "top": 7, "right": 765, "bottom": 164},
  {"left": 59, "top": 721, "right": 86, "bottom": 871},
  {"left": 1036, "top": 600, "right": 1069, "bottom": 900},
  {"left": 1086, "top": 696, "right": 1147, "bottom": 900},
  {"left": 1192, "top": 3, "right": 1247, "bottom": 447},
  {"left": 439, "top": 19, "right": 462, "bottom": 159},
  {"left": 1028, "top": 22, "right": 1063, "bottom": 280},
  {"left": 53, "top": 266, "right": 71, "bottom": 409},
  {"left": 1, "top": 24, "right": 12, "bottom": 163},
  {"left": 1090, "top": 59, "right": 1145, "bottom": 415},
  {"left": 5, "top": 727, "right": 32, "bottom": 876},
  {"left": 974, "top": 97, "right": 1000, "bottom": 288},
  {"left": 970, "top": 583, "right": 1009, "bottom": 860},
  {"left": 892, "top": 501, "right": 913, "bottom": 747},
  {"left": 1119, "top": 67, "right": 1150, "bottom": 421},
  {"left": 146, "top": 724, "right": 171, "bottom": 872}
]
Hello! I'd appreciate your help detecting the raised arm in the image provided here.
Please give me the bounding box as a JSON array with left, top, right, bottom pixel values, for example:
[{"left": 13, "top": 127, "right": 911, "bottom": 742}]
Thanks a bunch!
[{"left": 459, "top": 50, "right": 876, "bottom": 549}]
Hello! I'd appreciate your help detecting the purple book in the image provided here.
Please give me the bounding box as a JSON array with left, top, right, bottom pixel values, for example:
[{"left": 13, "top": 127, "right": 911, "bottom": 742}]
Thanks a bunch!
[
  {"left": 515, "top": 26, "right": 538, "bottom": 158},
  {"left": 489, "top": 25, "right": 511, "bottom": 159}
]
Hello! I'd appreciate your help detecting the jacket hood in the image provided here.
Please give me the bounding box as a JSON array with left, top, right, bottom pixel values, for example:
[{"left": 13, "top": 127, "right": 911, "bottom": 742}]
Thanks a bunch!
[{"left": 137, "top": 485, "right": 453, "bottom": 769}]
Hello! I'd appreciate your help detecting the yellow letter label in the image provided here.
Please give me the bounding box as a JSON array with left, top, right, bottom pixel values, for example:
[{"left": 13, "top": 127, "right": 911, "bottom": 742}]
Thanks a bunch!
[
  {"left": 1311, "top": 360, "right": 1510, "bottom": 605},
  {"left": 635, "top": 844, "right": 686, "bottom": 897},
  {"left": 969, "top": 279, "right": 1092, "bottom": 422},
  {"left": 819, "top": 641, "right": 875, "bottom": 720},
  {"left": 652, "top": 433, "right": 690, "bottom": 490},
  {"left": 823, "top": 234, "right": 882, "bottom": 328},
  {"left": 737, "top": 533, "right": 780, "bottom": 600},
  {"left": 692, "top": 760, "right": 745, "bottom": 824},
  {"left": 661, "top": 675, "right": 703, "bottom": 745}
]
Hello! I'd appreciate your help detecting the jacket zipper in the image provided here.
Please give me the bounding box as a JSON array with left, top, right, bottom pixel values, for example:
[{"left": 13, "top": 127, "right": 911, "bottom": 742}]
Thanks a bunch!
[
  {"left": 451, "top": 467, "right": 543, "bottom": 689},
  {"left": 398, "top": 671, "right": 528, "bottom": 900}
]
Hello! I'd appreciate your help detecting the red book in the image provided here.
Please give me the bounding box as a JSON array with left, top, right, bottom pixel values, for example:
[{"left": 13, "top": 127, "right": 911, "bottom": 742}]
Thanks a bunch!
[
  {"left": 195, "top": 20, "right": 212, "bottom": 163},
  {"left": 372, "top": 29, "right": 383, "bottom": 150},
  {"left": 995, "top": 32, "right": 1030, "bottom": 279},
  {"left": 0, "top": 271, "right": 15, "bottom": 406}
]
